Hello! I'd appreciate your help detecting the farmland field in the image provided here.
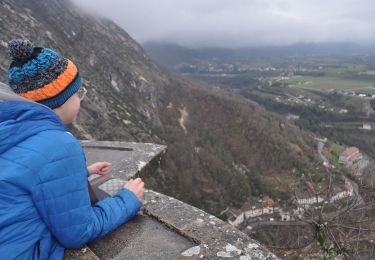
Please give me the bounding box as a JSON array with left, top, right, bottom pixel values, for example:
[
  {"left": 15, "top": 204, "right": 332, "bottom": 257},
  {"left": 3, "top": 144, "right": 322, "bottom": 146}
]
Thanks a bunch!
[{"left": 283, "top": 75, "right": 375, "bottom": 93}]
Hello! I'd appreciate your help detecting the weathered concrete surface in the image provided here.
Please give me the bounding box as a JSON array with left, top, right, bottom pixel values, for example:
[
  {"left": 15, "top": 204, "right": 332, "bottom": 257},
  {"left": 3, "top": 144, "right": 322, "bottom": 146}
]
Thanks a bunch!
[
  {"left": 65, "top": 141, "right": 279, "bottom": 259},
  {"left": 81, "top": 140, "right": 166, "bottom": 180},
  {"left": 88, "top": 214, "right": 196, "bottom": 259},
  {"left": 64, "top": 246, "right": 99, "bottom": 260},
  {"left": 143, "top": 190, "right": 279, "bottom": 260}
]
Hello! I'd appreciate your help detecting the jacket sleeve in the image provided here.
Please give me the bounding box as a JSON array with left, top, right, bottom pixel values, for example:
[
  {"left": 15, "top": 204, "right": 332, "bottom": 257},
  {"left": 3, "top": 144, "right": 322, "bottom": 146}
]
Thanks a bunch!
[{"left": 32, "top": 140, "right": 141, "bottom": 248}]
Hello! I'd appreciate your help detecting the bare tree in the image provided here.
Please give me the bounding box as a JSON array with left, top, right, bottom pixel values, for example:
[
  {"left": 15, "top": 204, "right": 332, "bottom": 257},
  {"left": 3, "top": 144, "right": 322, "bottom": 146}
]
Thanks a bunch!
[{"left": 247, "top": 167, "right": 375, "bottom": 259}]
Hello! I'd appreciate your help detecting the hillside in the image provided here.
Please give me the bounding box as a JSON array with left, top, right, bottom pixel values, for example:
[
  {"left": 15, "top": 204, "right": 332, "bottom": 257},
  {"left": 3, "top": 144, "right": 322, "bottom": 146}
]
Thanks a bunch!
[{"left": 0, "top": 0, "right": 319, "bottom": 213}]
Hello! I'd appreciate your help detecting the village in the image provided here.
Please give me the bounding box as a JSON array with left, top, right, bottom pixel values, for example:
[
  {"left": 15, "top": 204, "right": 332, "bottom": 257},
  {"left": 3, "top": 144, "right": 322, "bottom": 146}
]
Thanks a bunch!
[{"left": 226, "top": 142, "right": 371, "bottom": 229}]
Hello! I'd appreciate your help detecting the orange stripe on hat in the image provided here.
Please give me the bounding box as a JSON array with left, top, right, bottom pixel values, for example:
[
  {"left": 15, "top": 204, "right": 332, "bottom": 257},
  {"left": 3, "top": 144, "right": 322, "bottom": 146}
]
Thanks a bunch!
[{"left": 19, "top": 60, "right": 78, "bottom": 102}]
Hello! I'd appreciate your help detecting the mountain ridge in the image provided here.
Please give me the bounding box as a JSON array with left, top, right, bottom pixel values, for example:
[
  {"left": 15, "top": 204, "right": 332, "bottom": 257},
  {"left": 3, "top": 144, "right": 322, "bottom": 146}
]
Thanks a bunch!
[{"left": 143, "top": 41, "right": 375, "bottom": 69}]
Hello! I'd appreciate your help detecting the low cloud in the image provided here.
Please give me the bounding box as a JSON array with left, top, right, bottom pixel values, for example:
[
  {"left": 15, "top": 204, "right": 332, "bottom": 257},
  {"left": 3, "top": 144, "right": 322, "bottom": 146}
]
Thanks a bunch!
[{"left": 72, "top": 0, "right": 375, "bottom": 48}]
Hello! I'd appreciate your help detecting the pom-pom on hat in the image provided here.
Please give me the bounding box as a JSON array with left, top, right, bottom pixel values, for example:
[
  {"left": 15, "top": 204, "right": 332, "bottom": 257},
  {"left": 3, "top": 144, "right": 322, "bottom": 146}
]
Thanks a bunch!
[{"left": 7, "top": 39, "right": 81, "bottom": 109}]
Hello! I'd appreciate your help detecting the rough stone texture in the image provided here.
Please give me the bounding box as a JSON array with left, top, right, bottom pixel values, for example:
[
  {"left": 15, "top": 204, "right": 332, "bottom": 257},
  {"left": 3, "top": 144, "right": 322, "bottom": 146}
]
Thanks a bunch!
[
  {"left": 81, "top": 140, "right": 167, "bottom": 180},
  {"left": 143, "top": 190, "right": 279, "bottom": 260},
  {"left": 64, "top": 247, "right": 99, "bottom": 260},
  {"left": 88, "top": 214, "right": 196, "bottom": 260},
  {"left": 65, "top": 141, "right": 278, "bottom": 259}
]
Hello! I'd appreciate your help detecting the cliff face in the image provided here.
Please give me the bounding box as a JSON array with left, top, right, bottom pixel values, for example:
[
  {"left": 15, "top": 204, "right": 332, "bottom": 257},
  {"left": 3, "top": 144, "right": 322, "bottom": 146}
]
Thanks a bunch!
[
  {"left": 0, "top": 0, "right": 166, "bottom": 141},
  {"left": 0, "top": 0, "right": 318, "bottom": 212}
]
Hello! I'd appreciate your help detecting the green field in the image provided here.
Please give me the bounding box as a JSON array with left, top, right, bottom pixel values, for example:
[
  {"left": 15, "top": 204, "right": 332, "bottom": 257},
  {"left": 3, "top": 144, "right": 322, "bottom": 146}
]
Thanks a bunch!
[
  {"left": 283, "top": 75, "right": 375, "bottom": 94},
  {"left": 323, "top": 143, "right": 345, "bottom": 167},
  {"left": 325, "top": 65, "right": 367, "bottom": 75}
]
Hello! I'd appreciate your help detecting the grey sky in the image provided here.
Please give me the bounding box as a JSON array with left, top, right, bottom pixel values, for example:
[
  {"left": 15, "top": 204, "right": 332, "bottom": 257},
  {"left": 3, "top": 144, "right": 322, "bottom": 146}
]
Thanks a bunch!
[{"left": 72, "top": 0, "right": 375, "bottom": 48}]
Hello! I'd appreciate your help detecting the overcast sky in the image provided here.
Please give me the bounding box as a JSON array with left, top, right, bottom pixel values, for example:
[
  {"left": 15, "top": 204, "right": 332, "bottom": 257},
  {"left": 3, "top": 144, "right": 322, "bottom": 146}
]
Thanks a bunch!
[{"left": 72, "top": 0, "right": 375, "bottom": 48}]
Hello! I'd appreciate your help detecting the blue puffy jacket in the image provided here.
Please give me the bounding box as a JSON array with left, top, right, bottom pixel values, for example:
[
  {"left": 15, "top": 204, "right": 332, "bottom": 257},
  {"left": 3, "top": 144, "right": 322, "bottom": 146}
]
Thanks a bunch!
[{"left": 0, "top": 89, "right": 141, "bottom": 259}]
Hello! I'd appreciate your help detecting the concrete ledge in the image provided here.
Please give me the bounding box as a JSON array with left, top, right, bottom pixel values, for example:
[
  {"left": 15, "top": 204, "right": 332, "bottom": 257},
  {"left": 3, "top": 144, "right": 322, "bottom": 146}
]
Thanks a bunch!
[
  {"left": 143, "top": 189, "right": 278, "bottom": 259},
  {"left": 66, "top": 189, "right": 278, "bottom": 259},
  {"left": 65, "top": 141, "right": 278, "bottom": 259},
  {"left": 81, "top": 140, "right": 167, "bottom": 180},
  {"left": 87, "top": 213, "right": 195, "bottom": 259}
]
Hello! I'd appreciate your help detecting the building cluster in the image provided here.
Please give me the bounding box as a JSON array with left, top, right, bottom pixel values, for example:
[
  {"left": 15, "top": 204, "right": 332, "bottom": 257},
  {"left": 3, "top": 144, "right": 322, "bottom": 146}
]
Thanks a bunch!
[
  {"left": 226, "top": 196, "right": 281, "bottom": 227},
  {"left": 330, "top": 178, "right": 354, "bottom": 202},
  {"left": 227, "top": 178, "right": 355, "bottom": 227},
  {"left": 339, "top": 147, "right": 369, "bottom": 176}
]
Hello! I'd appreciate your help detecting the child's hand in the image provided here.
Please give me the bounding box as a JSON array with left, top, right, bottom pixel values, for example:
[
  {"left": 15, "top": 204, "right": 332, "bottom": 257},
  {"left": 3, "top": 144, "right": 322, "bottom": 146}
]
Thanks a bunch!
[
  {"left": 124, "top": 178, "right": 144, "bottom": 202},
  {"left": 87, "top": 162, "right": 111, "bottom": 175}
]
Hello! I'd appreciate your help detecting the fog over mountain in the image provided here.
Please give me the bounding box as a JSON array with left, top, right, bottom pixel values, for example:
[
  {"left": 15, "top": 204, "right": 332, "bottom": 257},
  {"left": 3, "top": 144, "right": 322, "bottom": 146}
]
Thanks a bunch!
[{"left": 72, "top": 0, "right": 375, "bottom": 48}]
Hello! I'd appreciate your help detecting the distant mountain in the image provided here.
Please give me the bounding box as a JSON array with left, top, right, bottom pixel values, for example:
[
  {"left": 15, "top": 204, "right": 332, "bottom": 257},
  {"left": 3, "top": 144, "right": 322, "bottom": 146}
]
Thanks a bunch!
[
  {"left": 0, "top": 0, "right": 319, "bottom": 213},
  {"left": 143, "top": 41, "right": 375, "bottom": 69}
]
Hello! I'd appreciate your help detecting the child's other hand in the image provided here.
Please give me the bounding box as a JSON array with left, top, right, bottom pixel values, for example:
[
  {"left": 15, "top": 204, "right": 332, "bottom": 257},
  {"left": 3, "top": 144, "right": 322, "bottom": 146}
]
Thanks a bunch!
[
  {"left": 124, "top": 178, "right": 144, "bottom": 202},
  {"left": 87, "top": 162, "right": 111, "bottom": 175}
]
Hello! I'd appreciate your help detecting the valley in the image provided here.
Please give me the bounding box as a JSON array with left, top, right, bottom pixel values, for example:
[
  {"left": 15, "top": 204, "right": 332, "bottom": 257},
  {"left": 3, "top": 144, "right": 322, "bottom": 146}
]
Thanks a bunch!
[{"left": 145, "top": 43, "right": 375, "bottom": 258}]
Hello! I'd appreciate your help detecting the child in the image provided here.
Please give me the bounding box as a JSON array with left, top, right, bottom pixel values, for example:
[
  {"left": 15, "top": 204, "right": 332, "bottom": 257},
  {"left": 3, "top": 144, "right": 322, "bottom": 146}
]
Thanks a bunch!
[{"left": 0, "top": 39, "right": 144, "bottom": 259}]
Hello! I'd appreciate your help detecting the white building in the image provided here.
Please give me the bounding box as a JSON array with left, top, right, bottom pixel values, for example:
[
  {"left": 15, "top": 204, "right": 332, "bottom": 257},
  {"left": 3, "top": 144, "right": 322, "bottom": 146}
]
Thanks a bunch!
[
  {"left": 362, "top": 124, "right": 372, "bottom": 130},
  {"left": 228, "top": 212, "right": 244, "bottom": 227},
  {"left": 297, "top": 196, "right": 324, "bottom": 205}
]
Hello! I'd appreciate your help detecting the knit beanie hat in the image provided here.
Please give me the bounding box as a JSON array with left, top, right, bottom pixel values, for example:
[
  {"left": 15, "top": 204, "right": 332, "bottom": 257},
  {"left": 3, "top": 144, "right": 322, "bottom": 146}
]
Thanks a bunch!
[{"left": 7, "top": 39, "right": 81, "bottom": 109}]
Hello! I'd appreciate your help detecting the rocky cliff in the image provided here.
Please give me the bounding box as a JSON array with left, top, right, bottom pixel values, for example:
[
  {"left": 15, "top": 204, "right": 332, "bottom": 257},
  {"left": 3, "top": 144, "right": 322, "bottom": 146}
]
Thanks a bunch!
[{"left": 0, "top": 0, "right": 319, "bottom": 213}]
